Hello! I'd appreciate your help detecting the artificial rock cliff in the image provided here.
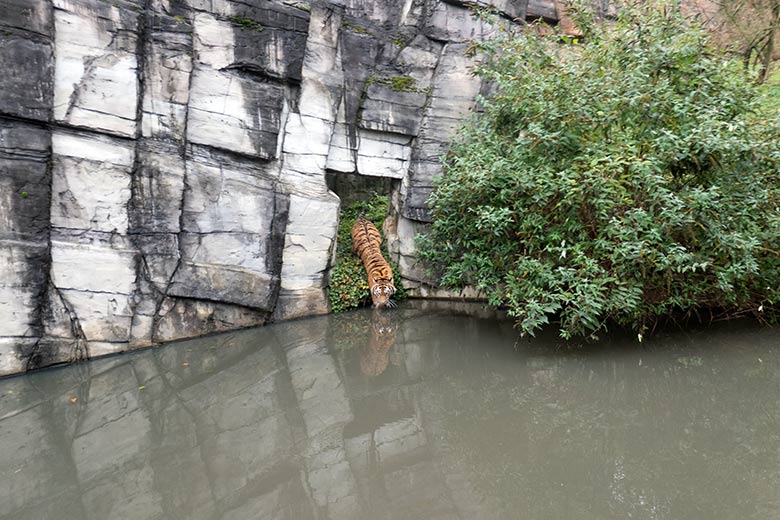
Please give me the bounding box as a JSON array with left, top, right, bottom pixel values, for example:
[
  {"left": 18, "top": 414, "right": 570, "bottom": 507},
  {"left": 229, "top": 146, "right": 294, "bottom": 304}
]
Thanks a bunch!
[{"left": 0, "top": 0, "right": 563, "bottom": 376}]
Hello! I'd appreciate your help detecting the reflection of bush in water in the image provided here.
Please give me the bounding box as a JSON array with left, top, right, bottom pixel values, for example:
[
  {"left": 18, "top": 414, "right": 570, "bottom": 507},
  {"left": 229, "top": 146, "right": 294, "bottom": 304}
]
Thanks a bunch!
[
  {"left": 329, "top": 311, "right": 374, "bottom": 351},
  {"left": 329, "top": 309, "right": 399, "bottom": 376}
]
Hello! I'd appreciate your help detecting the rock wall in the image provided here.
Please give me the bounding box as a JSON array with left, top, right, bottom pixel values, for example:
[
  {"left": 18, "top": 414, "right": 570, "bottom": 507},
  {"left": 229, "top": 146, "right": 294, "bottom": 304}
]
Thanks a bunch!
[{"left": 0, "top": 0, "right": 563, "bottom": 376}]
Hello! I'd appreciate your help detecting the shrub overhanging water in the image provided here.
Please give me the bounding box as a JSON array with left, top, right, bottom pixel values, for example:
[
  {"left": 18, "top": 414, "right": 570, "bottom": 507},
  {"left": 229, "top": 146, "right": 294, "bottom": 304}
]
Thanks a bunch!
[{"left": 418, "top": 2, "right": 780, "bottom": 338}]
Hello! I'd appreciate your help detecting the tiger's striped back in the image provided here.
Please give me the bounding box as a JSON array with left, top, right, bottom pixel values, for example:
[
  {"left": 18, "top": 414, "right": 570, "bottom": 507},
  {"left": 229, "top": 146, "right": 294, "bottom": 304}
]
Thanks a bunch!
[{"left": 351, "top": 216, "right": 396, "bottom": 308}]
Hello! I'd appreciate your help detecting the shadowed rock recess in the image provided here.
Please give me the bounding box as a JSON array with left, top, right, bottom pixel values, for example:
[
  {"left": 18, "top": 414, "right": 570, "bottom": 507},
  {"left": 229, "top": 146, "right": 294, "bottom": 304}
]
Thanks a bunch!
[{"left": 0, "top": 0, "right": 563, "bottom": 375}]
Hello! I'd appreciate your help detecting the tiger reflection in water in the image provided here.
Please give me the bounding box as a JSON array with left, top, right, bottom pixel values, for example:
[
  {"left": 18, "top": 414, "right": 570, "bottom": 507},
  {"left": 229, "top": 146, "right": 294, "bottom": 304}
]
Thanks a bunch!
[{"left": 360, "top": 309, "right": 399, "bottom": 376}]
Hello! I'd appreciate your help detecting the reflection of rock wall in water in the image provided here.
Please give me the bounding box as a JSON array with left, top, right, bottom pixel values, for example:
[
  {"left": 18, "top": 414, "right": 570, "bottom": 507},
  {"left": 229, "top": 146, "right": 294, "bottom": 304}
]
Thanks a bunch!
[
  {"left": 0, "top": 0, "right": 565, "bottom": 376},
  {"left": 0, "top": 311, "right": 480, "bottom": 520}
]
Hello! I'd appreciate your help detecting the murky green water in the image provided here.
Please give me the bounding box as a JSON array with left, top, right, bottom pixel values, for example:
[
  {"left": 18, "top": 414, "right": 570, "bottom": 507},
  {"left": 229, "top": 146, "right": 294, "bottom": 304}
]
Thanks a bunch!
[{"left": 2, "top": 302, "right": 780, "bottom": 519}]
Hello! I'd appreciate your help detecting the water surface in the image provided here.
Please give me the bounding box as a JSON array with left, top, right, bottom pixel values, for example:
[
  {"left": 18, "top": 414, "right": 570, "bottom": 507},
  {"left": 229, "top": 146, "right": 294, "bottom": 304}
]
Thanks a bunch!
[{"left": 2, "top": 302, "right": 780, "bottom": 519}]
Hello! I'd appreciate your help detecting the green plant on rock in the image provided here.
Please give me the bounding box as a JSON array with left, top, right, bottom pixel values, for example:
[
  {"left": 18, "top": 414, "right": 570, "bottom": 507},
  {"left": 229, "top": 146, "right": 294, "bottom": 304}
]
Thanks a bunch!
[
  {"left": 230, "top": 16, "right": 264, "bottom": 31},
  {"left": 387, "top": 76, "right": 417, "bottom": 92},
  {"left": 329, "top": 257, "right": 371, "bottom": 313},
  {"left": 418, "top": 1, "right": 780, "bottom": 339},
  {"left": 342, "top": 20, "right": 370, "bottom": 34},
  {"left": 329, "top": 194, "right": 406, "bottom": 313},
  {"left": 366, "top": 74, "right": 425, "bottom": 93}
]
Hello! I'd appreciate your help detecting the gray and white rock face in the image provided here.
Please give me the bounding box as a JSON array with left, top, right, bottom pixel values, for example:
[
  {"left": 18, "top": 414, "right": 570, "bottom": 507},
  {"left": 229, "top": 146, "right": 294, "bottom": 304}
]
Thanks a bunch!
[
  {"left": 0, "top": 0, "right": 562, "bottom": 375},
  {"left": 0, "top": 119, "right": 51, "bottom": 374},
  {"left": 53, "top": 0, "right": 140, "bottom": 137}
]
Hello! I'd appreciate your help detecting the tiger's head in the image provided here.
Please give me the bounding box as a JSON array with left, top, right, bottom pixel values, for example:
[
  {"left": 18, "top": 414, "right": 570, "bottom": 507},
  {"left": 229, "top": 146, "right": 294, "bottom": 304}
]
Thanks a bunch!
[{"left": 370, "top": 276, "right": 396, "bottom": 308}]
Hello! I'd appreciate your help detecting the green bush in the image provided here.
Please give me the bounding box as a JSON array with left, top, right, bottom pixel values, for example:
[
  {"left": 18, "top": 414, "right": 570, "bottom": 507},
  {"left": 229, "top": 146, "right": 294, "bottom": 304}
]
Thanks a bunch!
[
  {"left": 760, "top": 67, "right": 780, "bottom": 116},
  {"left": 329, "top": 194, "right": 406, "bottom": 313},
  {"left": 418, "top": 2, "right": 780, "bottom": 339}
]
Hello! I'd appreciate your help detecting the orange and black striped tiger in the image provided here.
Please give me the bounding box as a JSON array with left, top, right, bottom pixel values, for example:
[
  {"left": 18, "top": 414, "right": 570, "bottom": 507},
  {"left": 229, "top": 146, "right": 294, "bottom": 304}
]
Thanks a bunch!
[{"left": 351, "top": 214, "right": 396, "bottom": 308}]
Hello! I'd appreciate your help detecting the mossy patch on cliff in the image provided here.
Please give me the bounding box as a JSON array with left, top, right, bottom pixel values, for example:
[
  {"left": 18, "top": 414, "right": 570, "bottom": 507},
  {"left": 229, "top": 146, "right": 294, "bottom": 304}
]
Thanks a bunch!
[
  {"left": 342, "top": 20, "right": 370, "bottom": 34},
  {"left": 366, "top": 74, "right": 425, "bottom": 93},
  {"left": 229, "top": 16, "right": 264, "bottom": 32},
  {"left": 328, "top": 194, "right": 405, "bottom": 313}
]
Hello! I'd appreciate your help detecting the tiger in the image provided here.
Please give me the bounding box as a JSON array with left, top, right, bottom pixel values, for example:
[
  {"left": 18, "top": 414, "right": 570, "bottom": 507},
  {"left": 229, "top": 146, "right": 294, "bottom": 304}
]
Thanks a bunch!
[{"left": 351, "top": 214, "right": 397, "bottom": 309}]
